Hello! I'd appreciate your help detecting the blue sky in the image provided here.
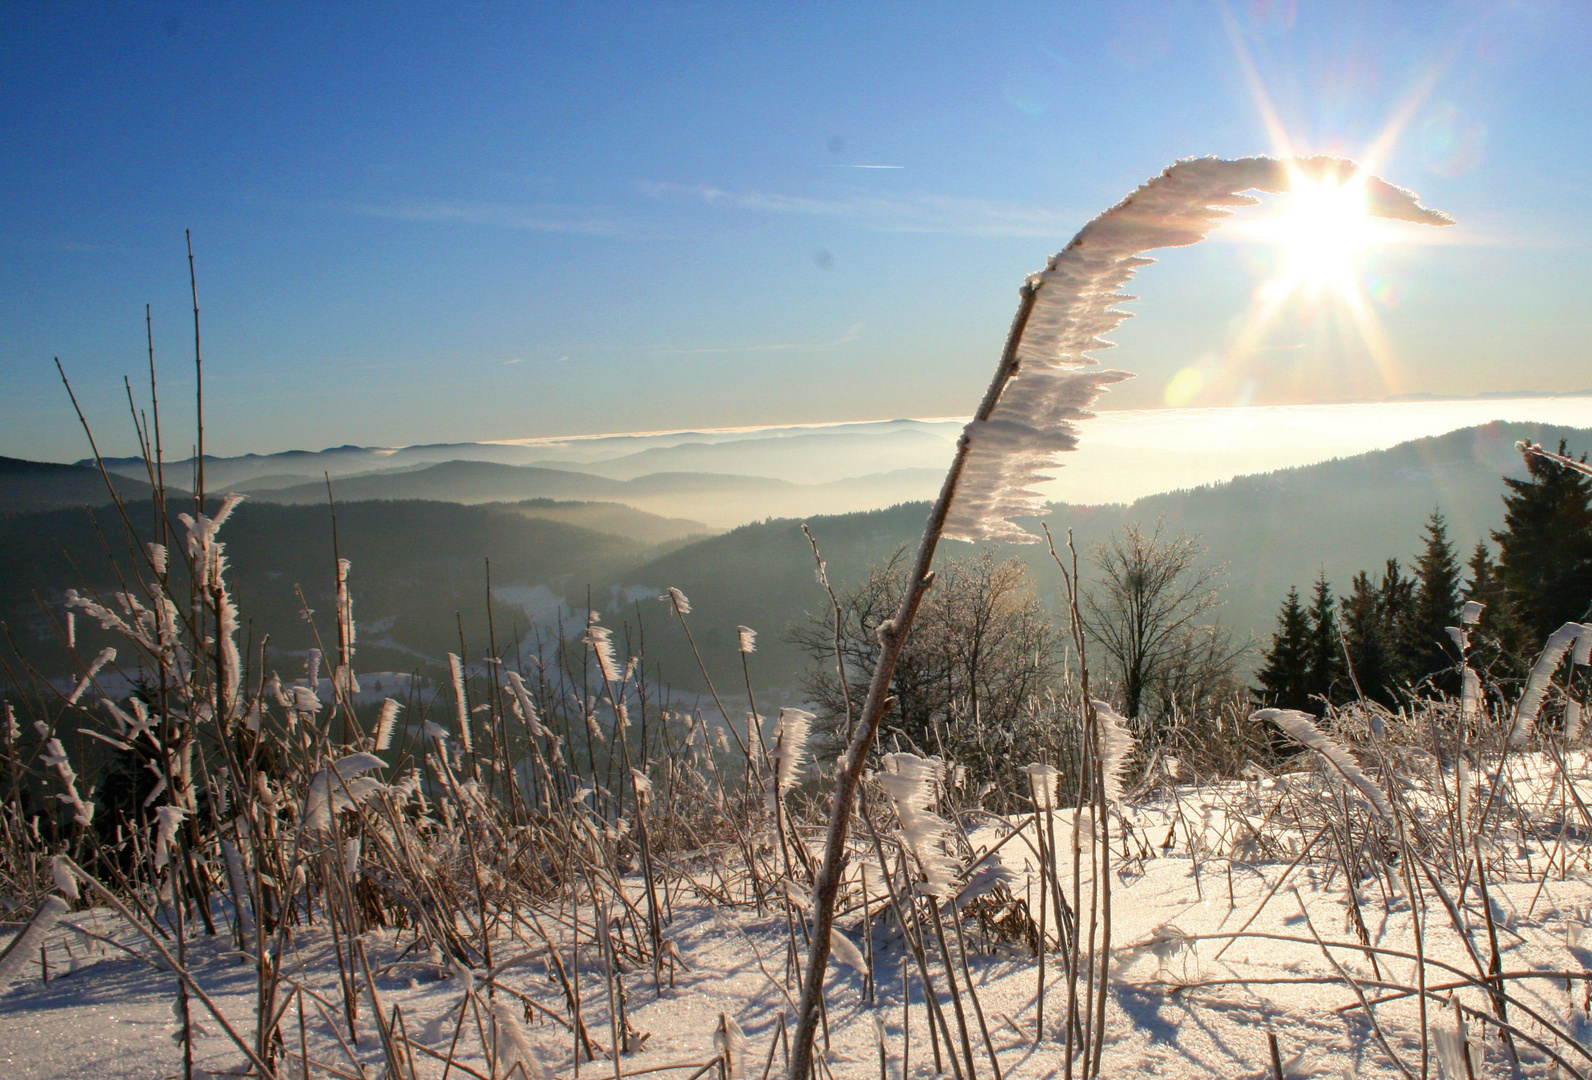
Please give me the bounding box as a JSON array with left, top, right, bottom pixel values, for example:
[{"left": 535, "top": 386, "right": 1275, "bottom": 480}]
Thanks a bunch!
[{"left": 3, "top": 2, "right": 1589, "bottom": 461}]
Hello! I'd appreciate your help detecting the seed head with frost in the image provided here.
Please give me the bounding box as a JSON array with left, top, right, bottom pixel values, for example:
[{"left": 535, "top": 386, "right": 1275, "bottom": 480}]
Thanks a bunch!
[
  {"left": 502, "top": 670, "right": 546, "bottom": 736},
  {"left": 736, "top": 624, "right": 757, "bottom": 653},
  {"left": 0, "top": 896, "right": 69, "bottom": 986},
  {"left": 1510, "top": 622, "right": 1589, "bottom": 745},
  {"left": 713, "top": 1012, "right": 747, "bottom": 1080},
  {"left": 878, "top": 752, "right": 959, "bottom": 898},
  {"left": 66, "top": 647, "right": 116, "bottom": 707},
  {"left": 766, "top": 707, "right": 813, "bottom": 810},
  {"left": 1251, "top": 708, "right": 1392, "bottom": 820},
  {"left": 828, "top": 927, "right": 868, "bottom": 976},
  {"left": 373, "top": 698, "right": 400, "bottom": 751},
  {"left": 301, "top": 752, "right": 387, "bottom": 833},
  {"left": 1432, "top": 999, "right": 1475, "bottom": 1080},
  {"left": 1022, "top": 762, "right": 1060, "bottom": 810},
  {"left": 39, "top": 737, "right": 93, "bottom": 827},
  {"left": 491, "top": 997, "right": 552, "bottom": 1079},
  {"left": 1461, "top": 666, "right": 1482, "bottom": 721},
  {"left": 779, "top": 878, "right": 812, "bottom": 911},
  {"left": 631, "top": 768, "right": 653, "bottom": 808},
  {"left": 446, "top": 651, "right": 474, "bottom": 752},
  {"left": 1094, "top": 699, "right": 1135, "bottom": 804},
  {"left": 50, "top": 854, "right": 80, "bottom": 901},
  {"left": 153, "top": 804, "right": 189, "bottom": 867},
  {"left": 583, "top": 611, "right": 620, "bottom": 684}
]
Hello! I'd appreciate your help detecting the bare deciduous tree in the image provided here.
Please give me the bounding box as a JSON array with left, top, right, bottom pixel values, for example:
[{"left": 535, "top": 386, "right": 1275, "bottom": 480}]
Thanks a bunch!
[
  {"left": 1082, "top": 521, "right": 1247, "bottom": 733},
  {"left": 790, "top": 549, "right": 1059, "bottom": 788}
]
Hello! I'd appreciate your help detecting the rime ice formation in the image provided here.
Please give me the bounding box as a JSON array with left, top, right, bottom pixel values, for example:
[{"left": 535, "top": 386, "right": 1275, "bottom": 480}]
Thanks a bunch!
[{"left": 944, "top": 155, "right": 1452, "bottom": 543}]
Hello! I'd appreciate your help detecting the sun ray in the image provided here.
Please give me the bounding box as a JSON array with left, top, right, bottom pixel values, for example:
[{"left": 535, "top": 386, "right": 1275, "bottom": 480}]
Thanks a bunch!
[
  {"left": 1337, "top": 266, "right": 1405, "bottom": 393},
  {"left": 1218, "top": 0, "right": 1294, "bottom": 158},
  {"left": 1210, "top": 15, "right": 1465, "bottom": 408}
]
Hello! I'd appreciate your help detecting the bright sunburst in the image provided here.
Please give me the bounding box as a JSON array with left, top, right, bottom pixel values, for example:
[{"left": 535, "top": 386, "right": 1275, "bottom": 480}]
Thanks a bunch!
[
  {"left": 1162, "top": 10, "right": 1463, "bottom": 410},
  {"left": 1166, "top": 168, "right": 1401, "bottom": 407},
  {"left": 1266, "top": 170, "right": 1375, "bottom": 297},
  {"left": 1221, "top": 166, "right": 1409, "bottom": 404}
]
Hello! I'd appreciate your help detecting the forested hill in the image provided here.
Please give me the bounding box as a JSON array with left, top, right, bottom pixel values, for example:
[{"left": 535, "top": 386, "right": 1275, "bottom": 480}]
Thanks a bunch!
[
  {"left": 1, "top": 421, "right": 1585, "bottom": 694},
  {"left": 0, "top": 456, "right": 160, "bottom": 514},
  {"left": 0, "top": 499, "right": 688, "bottom": 682},
  {"left": 604, "top": 420, "right": 1591, "bottom": 690}
]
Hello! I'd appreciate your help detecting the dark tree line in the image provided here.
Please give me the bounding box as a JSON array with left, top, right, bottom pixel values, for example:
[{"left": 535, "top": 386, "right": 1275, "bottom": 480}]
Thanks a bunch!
[{"left": 1255, "top": 440, "right": 1592, "bottom": 711}]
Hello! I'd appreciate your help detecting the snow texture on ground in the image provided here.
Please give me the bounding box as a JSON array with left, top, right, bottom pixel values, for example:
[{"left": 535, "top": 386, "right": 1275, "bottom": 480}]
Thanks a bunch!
[{"left": 6, "top": 771, "right": 1592, "bottom": 1079}]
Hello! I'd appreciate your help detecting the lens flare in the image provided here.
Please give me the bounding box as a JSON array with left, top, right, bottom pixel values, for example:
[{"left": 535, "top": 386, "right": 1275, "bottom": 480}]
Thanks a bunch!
[{"left": 1164, "top": 365, "right": 1206, "bottom": 407}]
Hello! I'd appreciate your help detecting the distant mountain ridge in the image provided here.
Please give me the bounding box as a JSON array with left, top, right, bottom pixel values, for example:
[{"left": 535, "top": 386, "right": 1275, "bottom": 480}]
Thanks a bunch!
[
  {"left": 74, "top": 398, "right": 1592, "bottom": 519},
  {"left": 238, "top": 460, "right": 945, "bottom": 530},
  {"left": 6, "top": 421, "right": 1587, "bottom": 693},
  {"left": 0, "top": 455, "right": 161, "bottom": 514},
  {"left": 597, "top": 421, "right": 1592, "bottom": 688},
  {"left": 83, "top": 419, "right": 964, "bottom": 489}
]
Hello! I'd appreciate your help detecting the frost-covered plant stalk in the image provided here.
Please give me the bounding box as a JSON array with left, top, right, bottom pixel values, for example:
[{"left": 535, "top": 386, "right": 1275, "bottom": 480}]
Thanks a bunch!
[
  {"left": 787, "top": 155, "right": 1451, "bottom": 1080},
  {"left": 1251, "top": 708, "right": 1393, "bottom": 820}
]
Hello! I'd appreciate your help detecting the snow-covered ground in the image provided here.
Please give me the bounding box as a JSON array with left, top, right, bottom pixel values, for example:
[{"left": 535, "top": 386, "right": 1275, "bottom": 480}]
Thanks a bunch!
[{"left": 7, "top": 767, "right": 1592, "bottom": 1080}]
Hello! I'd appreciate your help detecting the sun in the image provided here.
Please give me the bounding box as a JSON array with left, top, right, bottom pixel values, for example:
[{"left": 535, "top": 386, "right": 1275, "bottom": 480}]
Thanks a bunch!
[
  {"left": 1188, "top": 10, "right": 1461, "bottom": 410},
  {"left": 1261, "top": 169, "right": 1377, "bottom": 299},
  {"left": 1181, "top": 162, "right": 1416, "bottom": 409}
]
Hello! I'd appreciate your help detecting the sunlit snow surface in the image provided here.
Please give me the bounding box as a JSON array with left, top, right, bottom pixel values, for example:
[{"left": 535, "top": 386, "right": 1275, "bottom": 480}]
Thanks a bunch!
[{"left": 6, "top": 753, "right": 1592, "bottom": 1079}]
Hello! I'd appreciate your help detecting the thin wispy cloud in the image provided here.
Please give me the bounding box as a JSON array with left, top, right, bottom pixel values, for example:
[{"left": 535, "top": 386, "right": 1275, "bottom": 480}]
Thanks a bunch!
[
  {"left": 524, "top": 324, "right": 866, "bottom": 367},
  {"left": 350, "top": 200, "right": 639, "bottom": 237},
  {"left": 636, "top": 180, "right": 1082, "bottom": 237}
]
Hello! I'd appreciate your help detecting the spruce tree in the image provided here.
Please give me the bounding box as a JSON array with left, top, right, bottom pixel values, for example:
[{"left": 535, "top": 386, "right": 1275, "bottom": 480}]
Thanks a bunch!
[
  {"left": 1465, "top": 541, "right": 1503, "bottom": 609},
  {"left": 1493, "top": 439, "right": 1592, "bottom": 641},
  {"left": 1255, "top": 587, "right": 1313, "bottom": 712},
  {"left": 1379, "top": 558, "right": 1418, "bottom": 693},
  {"left": 1341, "top": 570, "right": 1396, "bottom": 706},
  {"left": 1305, "top": 572, "right": 1343, "bottom": 705},
  {"left": 1463, "top": 540, "right": 1521, "bottom": 674},
  {"left": 1411, "top": 510, "right": 1462, "bottom": 688}
]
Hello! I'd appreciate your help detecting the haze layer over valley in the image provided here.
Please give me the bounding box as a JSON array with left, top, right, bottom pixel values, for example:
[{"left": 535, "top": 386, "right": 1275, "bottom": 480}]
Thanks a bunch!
[
  {"left": 8, "top": 406, "right": 1588, "bottom": 696},
  {"left": 73, "top": 394, "right": 1592, "bottom": 528}
]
